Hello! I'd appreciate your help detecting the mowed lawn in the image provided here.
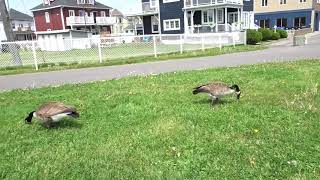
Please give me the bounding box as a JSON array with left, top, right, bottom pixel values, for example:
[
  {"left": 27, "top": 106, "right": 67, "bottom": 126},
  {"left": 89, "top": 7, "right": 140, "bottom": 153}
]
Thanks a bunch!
[{"left": 0, "top": 60, "right": 319, "bottom": 179}]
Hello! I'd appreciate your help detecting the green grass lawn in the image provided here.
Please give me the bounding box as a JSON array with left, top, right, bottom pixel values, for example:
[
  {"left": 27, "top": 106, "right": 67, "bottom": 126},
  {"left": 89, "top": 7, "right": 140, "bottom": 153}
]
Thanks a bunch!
[
  {"left": 0, "top": 60, "right": 319, "bottom": 179},
  {"left": 0, "top": 44, "right": 265, "bottom": 76}
]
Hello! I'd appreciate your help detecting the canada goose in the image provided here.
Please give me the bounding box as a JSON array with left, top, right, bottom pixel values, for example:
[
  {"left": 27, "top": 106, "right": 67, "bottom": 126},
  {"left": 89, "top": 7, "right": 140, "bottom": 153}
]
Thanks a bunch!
[
  {"left": 193, "top": 82, "right": 241, "bottom": 104},
  {"left": 25, "top": 102, "right": 79, "bottom": 127}
]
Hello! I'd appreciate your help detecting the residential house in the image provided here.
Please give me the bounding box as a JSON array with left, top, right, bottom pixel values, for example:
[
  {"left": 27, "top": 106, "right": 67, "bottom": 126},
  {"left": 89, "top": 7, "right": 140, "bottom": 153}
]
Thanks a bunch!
[
  {"left": 0, "top": 9, "right": 35, "bottom": 41},
  {"left": 30, "top": 0, "right": 116, "bottom": 51},
  {"left": 110, "top": 9, "right": 125, "bottom": 35},
  {"left": 254, "top": 0, "right": 320, "bottom": 31},
  {"left": 127, "top": 0, "right": 256, "bottom": 35}
]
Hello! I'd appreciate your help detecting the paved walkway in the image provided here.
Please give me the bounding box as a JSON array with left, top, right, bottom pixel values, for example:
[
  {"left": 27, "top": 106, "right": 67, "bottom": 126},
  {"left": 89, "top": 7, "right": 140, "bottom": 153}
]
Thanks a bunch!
[{"left": 1, "top": 34, "right": 320, "bottom": 92}]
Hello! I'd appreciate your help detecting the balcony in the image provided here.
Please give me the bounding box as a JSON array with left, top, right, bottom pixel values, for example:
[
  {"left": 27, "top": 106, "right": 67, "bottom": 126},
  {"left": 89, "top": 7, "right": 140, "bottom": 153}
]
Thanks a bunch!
[
  {"left": 142, "top": 1, "right": 159, "bottom": 14},
  {"left": 66, "top": 16, "right": 117, "bottom": 26},
  {"left": 96, "top": 17, "right": 117, "bottom": 25},
  {"left": 184, "top": 0, "right": 242, "bottom": 8}
]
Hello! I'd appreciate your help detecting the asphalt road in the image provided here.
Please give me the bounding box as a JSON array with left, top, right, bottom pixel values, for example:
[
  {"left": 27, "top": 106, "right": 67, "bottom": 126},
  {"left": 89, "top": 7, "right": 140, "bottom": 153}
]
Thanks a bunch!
[{"left": 1, "top": 34, "right": 320, "bottom": 92}]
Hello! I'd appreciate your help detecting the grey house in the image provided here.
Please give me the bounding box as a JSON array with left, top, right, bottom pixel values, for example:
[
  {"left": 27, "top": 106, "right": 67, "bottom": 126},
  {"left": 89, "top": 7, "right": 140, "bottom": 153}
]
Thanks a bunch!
[{"left": 127, "top": 0, "right": 256, "bottom": 35}]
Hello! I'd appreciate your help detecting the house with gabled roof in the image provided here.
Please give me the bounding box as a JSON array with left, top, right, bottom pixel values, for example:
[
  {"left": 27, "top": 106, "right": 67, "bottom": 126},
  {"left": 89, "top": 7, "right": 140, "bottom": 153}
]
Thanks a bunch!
[{"left": 0, "top": 9, "right": 35, "bottom": 41}]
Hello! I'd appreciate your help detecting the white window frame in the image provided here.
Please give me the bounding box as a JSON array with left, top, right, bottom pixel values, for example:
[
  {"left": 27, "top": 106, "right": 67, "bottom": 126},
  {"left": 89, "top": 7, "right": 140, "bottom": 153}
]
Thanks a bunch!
[
  {"left": 163, "top": 19, "right": 180, "bottom": 31},
  {"left": 150, "top": 0, "right": 157, "bottom": 8},
  {"left": 101, "top": 11, "right": 106, "bottom": 17},
  {"left": 202, "top": 10, "right": 214, "bottom": 24},
  {"left": 45, "top": 12, "right": 50, "bottom": 23},
  {"left": 163, "top": 0, "right": 179, "bottom": 3},
  {"left": 151, "top": 16, "right": 159, "bottom": 33},
  {"left": 279, "top": 0, "right": 286, "bottom": 4},
  {"left": 217, "top": 9, "right": 224, "bottom": 23},
  {"left": 262, "top": 0, "right": 268, "bottom": 6},
  {"left": 299, "top": 0, "right": 306, "bottom": 2},
  {"left": 69, "top": 10, "right": 75, "bottom": 17}
]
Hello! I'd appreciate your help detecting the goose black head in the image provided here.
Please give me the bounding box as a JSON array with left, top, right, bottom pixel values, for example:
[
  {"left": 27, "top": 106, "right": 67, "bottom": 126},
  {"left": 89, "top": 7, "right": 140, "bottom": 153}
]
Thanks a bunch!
[
  {"left": 25, "top": 111, "right": 35, "bottom": 124},
  {"left": 230, "top": 84, "right": 241, "bottom": 99}
]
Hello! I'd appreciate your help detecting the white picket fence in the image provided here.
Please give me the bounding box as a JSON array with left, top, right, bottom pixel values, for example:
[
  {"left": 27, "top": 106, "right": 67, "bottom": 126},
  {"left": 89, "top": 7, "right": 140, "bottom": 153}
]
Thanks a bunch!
[{"left": 0, "top": 32, "right": 246, "bottom": 70}]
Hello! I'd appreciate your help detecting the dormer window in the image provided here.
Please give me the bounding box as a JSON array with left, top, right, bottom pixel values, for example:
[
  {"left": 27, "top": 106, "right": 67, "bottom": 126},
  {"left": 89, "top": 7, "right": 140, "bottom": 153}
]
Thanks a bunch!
[{"left": 77, "top": 0, "right": 95, "bottom": 5}]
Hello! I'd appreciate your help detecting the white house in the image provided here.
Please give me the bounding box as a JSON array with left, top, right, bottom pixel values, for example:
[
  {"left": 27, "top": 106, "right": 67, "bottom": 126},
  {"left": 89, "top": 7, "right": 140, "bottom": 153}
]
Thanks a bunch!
[{"left": 0, "top": 9, "right": 35, "bottom": 41}]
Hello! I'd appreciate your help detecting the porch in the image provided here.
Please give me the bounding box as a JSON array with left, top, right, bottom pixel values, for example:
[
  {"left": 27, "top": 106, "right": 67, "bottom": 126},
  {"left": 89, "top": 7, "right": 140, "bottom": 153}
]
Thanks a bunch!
[{"left": 184, "top": 6, "right": 243, "bottom": 34}]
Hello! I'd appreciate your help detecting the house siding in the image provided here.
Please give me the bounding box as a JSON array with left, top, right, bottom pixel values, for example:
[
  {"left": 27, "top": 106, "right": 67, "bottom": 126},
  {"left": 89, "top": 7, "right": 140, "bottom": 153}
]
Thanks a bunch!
[
  {"left": 33, "top": 7, "right": 64, "bottom": 31},
  {"left": 255, "top": 9, "right": 312, "bottom": 29},
  {"left": 254, "top": 0, "right": 313, "bottom": 13},
  {"left": 160, "top": 0, "right": 184, "bottom": 34}
]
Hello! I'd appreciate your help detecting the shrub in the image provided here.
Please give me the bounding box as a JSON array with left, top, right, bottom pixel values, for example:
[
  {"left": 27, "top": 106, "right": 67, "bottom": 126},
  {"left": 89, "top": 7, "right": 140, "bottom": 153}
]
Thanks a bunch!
[
  {"left": 246, "top": 29, "right": 263, "bottom": 45},
  {"left": 258, "top": 28, "right": 273, "bottom": 41},
  {"left": 271, "top": 32, "right": 281, "bottom": 40},
  {"left": 58, "top": 62, "right": 67, "bottom": 66},
  {"left": 276, "top": 29, "right": 288, "bottom": 38}
]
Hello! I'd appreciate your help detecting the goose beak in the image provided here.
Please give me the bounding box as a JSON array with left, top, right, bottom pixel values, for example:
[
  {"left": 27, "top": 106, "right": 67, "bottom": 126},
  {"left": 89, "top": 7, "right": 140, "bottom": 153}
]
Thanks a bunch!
[{"left": 236, "top": 92, "right": 241, "bottom": 99}]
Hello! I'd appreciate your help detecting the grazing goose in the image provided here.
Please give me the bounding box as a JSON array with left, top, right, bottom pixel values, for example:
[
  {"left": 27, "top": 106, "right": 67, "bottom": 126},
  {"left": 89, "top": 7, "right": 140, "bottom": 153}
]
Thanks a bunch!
[
  {"left": 25, "top": 102, "right": 79, "bottom": 127},
  {"left": 193, "top": 82, "right": 241, "bottom": 104}
]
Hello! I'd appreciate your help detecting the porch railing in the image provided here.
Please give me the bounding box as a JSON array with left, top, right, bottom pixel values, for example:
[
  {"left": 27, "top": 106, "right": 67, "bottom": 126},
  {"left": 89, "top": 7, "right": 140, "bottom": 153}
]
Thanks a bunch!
[
  {"left": 188, "top": 24, "right": 237, "bottom": 34},
  {"left": 185, "top": 0, "right": 242, "bottom": 8},
  {"left": 66, "top": 16, "right": 95, "bottom": 26},
  {"left": 96, "top": 17, "right": 117, "bottom": 25}
]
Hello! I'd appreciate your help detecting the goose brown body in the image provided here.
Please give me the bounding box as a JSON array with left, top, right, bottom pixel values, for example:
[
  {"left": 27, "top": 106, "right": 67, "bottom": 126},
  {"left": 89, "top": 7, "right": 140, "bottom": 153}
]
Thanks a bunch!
[
  {"left": 25, "top": 102, "right": 79, "bottom": 127},
  {"left": 193, "top": 82, "right": 241, "bottom": 103}
]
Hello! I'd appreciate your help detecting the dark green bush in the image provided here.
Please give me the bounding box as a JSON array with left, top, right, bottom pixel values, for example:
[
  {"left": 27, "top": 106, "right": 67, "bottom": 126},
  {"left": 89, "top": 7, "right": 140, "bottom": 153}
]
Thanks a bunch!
[
  {"left": 258, "top": 28, "right": 273, "bottom": 41},
  {"left": 58, "top": 62, "right": 68, "bottom": 66},
  {"left": 276, "top": 29, "right": 288, "bottom": 38},
  {"left": 271, "top": 32, "right": 281, "bottom": 40},
  {"left": 246, "top": 29, "right": 263, "bottom": 45}
]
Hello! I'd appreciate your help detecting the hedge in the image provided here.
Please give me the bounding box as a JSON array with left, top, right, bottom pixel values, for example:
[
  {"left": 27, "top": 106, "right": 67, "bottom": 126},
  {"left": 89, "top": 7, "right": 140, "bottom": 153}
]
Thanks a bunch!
[{"left": 246, "top": 29, "right": 263, "bottom": 45}]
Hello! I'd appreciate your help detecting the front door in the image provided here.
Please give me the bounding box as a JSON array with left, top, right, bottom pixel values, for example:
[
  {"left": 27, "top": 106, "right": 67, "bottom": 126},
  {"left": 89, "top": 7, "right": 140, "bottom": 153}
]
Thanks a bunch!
[{"left": 228, "top": 12, "right": 238, "bottom": 24}]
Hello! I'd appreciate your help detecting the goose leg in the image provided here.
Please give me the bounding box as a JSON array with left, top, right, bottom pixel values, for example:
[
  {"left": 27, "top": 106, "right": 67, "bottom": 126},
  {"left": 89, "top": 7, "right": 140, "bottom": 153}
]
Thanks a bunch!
[{"left": 211, "top": 96, "right": 218, "bottom": 104}]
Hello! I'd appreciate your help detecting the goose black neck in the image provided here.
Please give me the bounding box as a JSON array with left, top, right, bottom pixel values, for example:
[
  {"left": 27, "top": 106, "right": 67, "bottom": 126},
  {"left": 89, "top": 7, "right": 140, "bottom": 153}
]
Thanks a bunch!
[
  {"left": 231, "top": 84, "right": 240, "bottom": 92},
  {"left": 25, "top": 111, "right": 35, "bottom": 123}
]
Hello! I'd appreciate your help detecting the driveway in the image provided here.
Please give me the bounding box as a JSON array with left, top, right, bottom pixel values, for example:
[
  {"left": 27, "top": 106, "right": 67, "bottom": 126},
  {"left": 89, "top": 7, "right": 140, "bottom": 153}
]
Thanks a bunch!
[{"left": 1, "top": 34, "right": 320, "bottom": 92}]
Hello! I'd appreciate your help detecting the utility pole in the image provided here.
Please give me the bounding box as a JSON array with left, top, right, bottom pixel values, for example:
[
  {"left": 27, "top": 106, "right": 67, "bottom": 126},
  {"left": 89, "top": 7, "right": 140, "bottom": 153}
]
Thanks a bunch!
[{"left": 0, "top": 0, "right": 22, "bottom": 65}]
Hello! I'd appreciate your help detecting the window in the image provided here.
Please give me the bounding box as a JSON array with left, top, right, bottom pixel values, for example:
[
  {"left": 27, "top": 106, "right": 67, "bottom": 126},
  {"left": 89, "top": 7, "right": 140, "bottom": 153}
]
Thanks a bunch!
[
  {"left": 11, "top": 23, "right": 15, "bottom": 29},
  {"left": 299, "top": 0, "right": 306, "bottom": 2},
  {"left": 77, "top": 0, "right": 94, "bottom": 4},
  {"left": 151, "top": 16, "right": 159, "bottom": 33},
  {"left": 163, "top": 0, "right": 179, "bottom": 3},
  {"left": 262, "top": 0, "right": 268, "bottom": 6},
  {"left": 260, "top": 19, "right": 270, "bottom": 28},
  {"left": 280, "top": 0, "right": 286, "bottom": 4},
  {"left": 45, "top": 12, "right": 50, "bottom": 23},
  {"left": 28, "top": 23, "right": 31, "bottom": 27},
  {"left": 19, "top": 24, "right": 23, "bottom": 28},
  {"left": 202, "top": 10, "right": 214, "bottom": 24},
  {"left": 69, "top": 10, "right": 75, "bottom": 17},
  {"left": 150, "top": 0, "right": 157, "bottom": 7},
  {"left": 163, "top": 19, "right": 180, "bottom": 31},
  {"left": 217, "top": 9, "right": 224, "bottom": 23},
  {"left": 101, "top": 11, "right": 106, "bottom": 17},
  {"left": 294, "top": 17, "right": 306, "bottom": 27},
  {"left": 276, "top": 18, "right": 287, "bottom": 27},
  {"left": 79, "top": 10, "right": 85, "bottom": 17}
]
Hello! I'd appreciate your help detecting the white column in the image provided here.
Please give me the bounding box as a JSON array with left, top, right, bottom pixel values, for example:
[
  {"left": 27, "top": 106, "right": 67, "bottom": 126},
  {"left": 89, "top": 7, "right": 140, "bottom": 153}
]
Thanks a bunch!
[
  {"left": 191, "top": 11, "right": 194, "bottom": 34},
  {"left": 215, "top": 8, "right": 218, "bottom": 32},
  {"left": 240, "top": 7, "right": 243, "bottom": 30},
  {"left": 237, "top": 8, "right": 240, "bottom": 29},
  {"left": 184, "top": 10, "right": 188, "bottom": 34},
  {"left": 224, "top": 7, "right": 228, "bottom": 32}
]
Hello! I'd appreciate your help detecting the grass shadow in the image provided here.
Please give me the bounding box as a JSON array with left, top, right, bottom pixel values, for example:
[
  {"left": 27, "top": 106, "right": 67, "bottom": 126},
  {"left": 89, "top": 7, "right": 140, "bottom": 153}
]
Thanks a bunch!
[{"left": 193, "top": 98, "right": 238, "bottom": 106}]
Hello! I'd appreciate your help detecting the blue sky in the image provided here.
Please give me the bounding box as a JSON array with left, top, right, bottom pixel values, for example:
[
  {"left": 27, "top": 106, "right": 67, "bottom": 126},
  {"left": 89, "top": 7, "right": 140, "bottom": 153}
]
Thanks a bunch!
[{"left": 6, "top": 0, "right": 141, "bottom": 15}]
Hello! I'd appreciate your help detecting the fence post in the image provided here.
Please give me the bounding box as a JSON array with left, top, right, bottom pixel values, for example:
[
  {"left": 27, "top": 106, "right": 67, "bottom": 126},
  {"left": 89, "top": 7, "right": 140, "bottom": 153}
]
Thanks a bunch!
[
  {"left": 232, "top": 32, "right": 236, "bottom": 48},
  {"left": 201, "top": 34, "right": 205, "bottom": 51},
  {"left": 219, "top": 34, "right": 222, "bottom": 51},
  {"left": 180, "top": 34, "right": 183, "bottom": 54},
  {"left": 153, "top": 35, "right": 157, "bottom": 58},
  {"left": 98, "top": 39, "right": 102, "bottom": 63},
  {"left": 244, "top": 30, "right": 247, "bottom": 46},
  {"left": 32, "top": 41, "right": 38, "bottom": 70}
]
